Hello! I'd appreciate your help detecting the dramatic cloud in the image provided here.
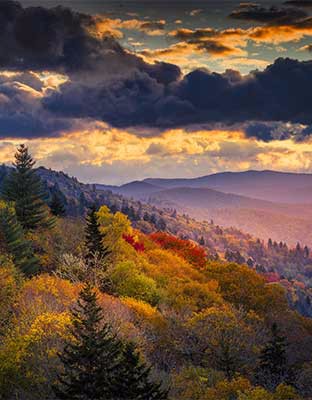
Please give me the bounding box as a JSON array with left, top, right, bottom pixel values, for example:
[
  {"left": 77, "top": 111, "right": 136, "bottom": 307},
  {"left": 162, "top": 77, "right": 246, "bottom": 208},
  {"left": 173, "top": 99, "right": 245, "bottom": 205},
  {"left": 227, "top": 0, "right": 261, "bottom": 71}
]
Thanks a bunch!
[
  {"left": 0, "top": 1, "right": 311, "bottom": 145},
  {"left": 244, "top": 121, "right": 305, "bottom": 142},
  {"left": 230, "top": 4, "right": 308, "bottom": 24},
  {"left": 93, "top": 17, "right": 166, "bottom": 39},
  {"left": 43, "top": 57, "right": 312, "bottom": 131},
  {"left": 284, "top": 0, "right": 312, "bottom": 7},
  {"left": 0, "top": 1, "right": 99, "bottom": 72},
  {"left": 0, "top": 72, "right": 71, "bottom": 138},
  {"left": 1, "top": 126, "right": 312, "bottom": 184}
]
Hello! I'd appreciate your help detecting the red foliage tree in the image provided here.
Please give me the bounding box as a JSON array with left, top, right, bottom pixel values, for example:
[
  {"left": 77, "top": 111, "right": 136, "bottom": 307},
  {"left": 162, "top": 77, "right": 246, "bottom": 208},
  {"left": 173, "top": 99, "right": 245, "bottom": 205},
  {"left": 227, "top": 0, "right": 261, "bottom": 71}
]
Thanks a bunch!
[
  {"left": 149, "top": 232, "right": 207, "bottom": 269},
  {"left": 122, "top": 233, "right": 145, "bottom": 252}
]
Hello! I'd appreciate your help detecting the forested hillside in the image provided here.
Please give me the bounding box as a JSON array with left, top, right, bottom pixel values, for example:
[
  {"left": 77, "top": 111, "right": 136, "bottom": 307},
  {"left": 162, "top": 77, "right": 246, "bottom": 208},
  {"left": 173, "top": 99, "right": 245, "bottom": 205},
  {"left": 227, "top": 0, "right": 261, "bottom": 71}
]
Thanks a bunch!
[
  {"left": 1, "top": 146, "right": 312, "bottom": 400},
  {"left": 1, "top": 161, "right": 312, "bottom": 317},
  {"left": 102, "top": 172, "right": 312, "bottom": 247}
]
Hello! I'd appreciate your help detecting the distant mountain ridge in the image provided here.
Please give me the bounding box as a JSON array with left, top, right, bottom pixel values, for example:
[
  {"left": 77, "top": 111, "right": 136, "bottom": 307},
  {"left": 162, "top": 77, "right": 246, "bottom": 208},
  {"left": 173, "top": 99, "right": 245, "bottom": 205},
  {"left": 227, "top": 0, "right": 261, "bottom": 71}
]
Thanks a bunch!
[
  {"left": 96, "top": 170, "right": 312, "bottom": 204},
  {"left": 93, "top": 169, "right": 312, "bottom": 246},
  {"left": 143, "top": 170, "right": 312, "bottom": 204}
]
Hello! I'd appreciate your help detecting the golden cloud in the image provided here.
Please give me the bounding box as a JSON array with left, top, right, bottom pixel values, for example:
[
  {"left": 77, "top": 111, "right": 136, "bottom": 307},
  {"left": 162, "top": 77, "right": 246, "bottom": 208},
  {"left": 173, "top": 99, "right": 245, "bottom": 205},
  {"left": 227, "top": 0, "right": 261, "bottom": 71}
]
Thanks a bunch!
[
  {"left": 92, "top": 16, "right": 166, "bottom": 39},
  {"left": 1, "top": 125, "right": 312, "bottom": 184}
]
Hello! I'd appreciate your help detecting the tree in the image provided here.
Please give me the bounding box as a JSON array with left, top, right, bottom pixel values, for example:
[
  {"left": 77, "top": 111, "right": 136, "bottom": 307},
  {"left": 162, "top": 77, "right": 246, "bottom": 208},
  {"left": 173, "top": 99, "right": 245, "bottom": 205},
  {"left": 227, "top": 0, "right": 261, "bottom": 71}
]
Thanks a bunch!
[
  {"left": 50, "top": 192, "right": 66, "bottom": 217},
  {"left": 187, "top": 305, "right": 261, "bottom": 379},
  {"left": 258, "top": 323, "right": 289, "bottom": 389},
  {"left": 1, "top": 145, "right": 54, "bottom": 230},
  {"left": 54, "top": 284, "right": 167, "bottom": 400},
  {"left": 84, "top": 206, "right": 110, "bottom": 267},
  {"left": 0, "top": 200, "right": 39, "bottom": 276},
  {"left": 117, "top": 341, "right": 168, "bottom": 400},
  {"left": 54, "top": 284, "right": 124, "bottom": 400}
]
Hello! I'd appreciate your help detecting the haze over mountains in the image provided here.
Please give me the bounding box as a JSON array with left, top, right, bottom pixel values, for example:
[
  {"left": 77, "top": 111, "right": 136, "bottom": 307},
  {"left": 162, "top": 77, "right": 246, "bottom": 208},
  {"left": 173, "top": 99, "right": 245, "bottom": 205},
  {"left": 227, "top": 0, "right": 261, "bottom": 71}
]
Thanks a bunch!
[{"left": 96, "top": 170, "right": 312, "bottom": 246}]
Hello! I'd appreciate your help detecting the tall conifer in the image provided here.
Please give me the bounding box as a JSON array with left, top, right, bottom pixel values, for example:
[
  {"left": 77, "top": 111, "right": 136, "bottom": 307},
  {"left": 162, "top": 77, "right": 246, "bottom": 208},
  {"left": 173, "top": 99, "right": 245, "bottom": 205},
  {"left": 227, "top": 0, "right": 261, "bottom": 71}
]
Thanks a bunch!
[
  {"left": 84, "top": 206, "right": 110, "bottom": 266},
  {"left": 54, "top": 284, "right": 167, "bottom": 400},
  {"left": 2, "top": 144, "right": 54, "bottom": 230},
  {"left": 117, "top": 342, "right": 168, "bottom": 400},
  {"left": 54, "top": 284, "right": 168, "bottom": 400},
  {"left": 54, "top": 284, "right": 123, "bottom": 400},
  {"left": 258, "top": 323, "right": 289, "bottom": 389},
  {"left": 0, "top": 200, "right": 39, "bottom": 276},
  {"left": 50, "top": 192, "right": 66, "bottom": 217}
]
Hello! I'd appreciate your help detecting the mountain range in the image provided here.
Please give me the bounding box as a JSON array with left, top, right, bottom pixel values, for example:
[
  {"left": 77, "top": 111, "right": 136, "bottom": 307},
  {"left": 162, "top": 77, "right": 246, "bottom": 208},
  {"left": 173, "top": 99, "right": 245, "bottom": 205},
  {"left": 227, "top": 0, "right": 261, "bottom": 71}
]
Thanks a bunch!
[{"left": 96, "top": 170, "right": 312, "bottom": 246}]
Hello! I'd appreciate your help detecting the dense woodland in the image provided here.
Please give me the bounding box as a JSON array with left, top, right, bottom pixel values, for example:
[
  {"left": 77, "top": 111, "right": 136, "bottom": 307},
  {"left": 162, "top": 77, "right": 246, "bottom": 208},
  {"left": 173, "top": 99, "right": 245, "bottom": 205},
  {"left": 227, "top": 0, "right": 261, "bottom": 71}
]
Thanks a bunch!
[
  {"left": 0, "top": 146, "right": 312, "bottom": 399},
  {"left": 2, "top": 162, "right": 311, "bottom": 317}
]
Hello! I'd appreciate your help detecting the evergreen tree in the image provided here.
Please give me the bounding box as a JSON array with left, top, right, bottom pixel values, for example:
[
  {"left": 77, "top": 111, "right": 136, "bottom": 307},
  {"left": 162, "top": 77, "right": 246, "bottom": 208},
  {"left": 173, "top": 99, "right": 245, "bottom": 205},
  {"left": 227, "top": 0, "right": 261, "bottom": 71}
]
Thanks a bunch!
[
  {"left": 0, "top": 201, "right": 39, "bottom": 276},
  {"left": 79, "top": 192, "right": 88, "bottom": 215},
  {"left": 84, "top": 206, "right": 110, "bottom": 266},
  {"left": 50, "top": 192, "right": 66, "bottom": 217},
  {"left": 54, "top": 284, "right": 124, "bottom": 400},
  {"left": 54, "top": 284, "right": 167, "bottom": 400},
  {"left": 143, "top": 212, "right": 150, "bottom": 222},
  {"left": 116, "top": 342, "right": 168, "bottom": 400},
  {"left": 1, "top": 145, "right": 54, "bottom": 230},
  {"left": 156, "top": 218, "right": 167, "bottom": 231},
  {"left": 258, "top": 323, "right": 288, "bottom": 389}
]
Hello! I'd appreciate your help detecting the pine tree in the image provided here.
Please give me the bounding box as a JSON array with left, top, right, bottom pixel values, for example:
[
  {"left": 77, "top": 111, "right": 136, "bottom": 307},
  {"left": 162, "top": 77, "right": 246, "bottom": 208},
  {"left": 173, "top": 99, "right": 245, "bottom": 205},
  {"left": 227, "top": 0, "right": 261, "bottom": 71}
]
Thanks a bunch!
[
  {"left": 54, "top": 284, "right": 124, "bottom": 400},
  {"left": 199, "top": 236, "right": 205, "bottom": 246},
  {"left": 1, "top": 145, "right": 54, "bottom": 230},
  {"left": 116, "top": 342, "right": 168, "bottom": 400},
  {"left": 84, "top": 206, "right": 111, "bottom": 266},
  {"left": 0, "top": 201, "right": 39, "bottom": 276},
  {"left": 54, "top": 284, "right": 168, "bottom": 400},
  {"left": 50, "top": 192, "right": 66, "bottom": 217},
  {"left": 258, "top": 323, "right": 288, "bottom": 389}
]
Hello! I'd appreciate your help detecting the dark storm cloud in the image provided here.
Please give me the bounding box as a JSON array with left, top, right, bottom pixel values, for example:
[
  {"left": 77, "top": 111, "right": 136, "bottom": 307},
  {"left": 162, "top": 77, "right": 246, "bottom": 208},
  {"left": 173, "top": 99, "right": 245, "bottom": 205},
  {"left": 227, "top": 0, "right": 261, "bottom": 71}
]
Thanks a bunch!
[
  {"left": 0, "top": 1, "right": 101, "bottom": 71},
  {"left": 0, "top": 1, "right": 181, "bottom": 137},
  {"left": 0, "top": 1, "right": 181, "bottom": 81},
  {"left": 43, "top": 57, "right": 312, "bottom": 132},
  {"left": 1, "top": 1, "right": 312, "bottom": 141},
  {"left": 284, "top": 1, "right": 312, "bottom": 7},
  {"left": 229, "top": 4, "right": 308, "bottom": 24},
  {"left": 0, "top": 78, "right": 70, "bottom": 137},
  {"left": 244, "top": 121, "right": 305, "bottom": 142}
]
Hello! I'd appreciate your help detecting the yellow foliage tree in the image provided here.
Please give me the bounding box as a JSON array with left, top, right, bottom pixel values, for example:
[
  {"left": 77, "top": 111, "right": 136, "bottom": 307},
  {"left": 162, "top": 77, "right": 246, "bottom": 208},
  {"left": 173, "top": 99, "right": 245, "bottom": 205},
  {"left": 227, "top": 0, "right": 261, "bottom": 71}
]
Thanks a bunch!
[{"left": 187, "top": 305, "right": 263, "bottom": 379}]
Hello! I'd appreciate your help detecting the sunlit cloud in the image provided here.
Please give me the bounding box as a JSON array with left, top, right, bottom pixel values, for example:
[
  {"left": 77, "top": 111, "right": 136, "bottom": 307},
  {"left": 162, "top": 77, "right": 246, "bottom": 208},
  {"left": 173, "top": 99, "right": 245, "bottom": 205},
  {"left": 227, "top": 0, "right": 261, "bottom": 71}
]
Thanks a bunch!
[
  {"left": 1, "top": 125, "right": 312, "bottom": 184},
  {"left": 92, "top": 16, "right": 166, "bottom": 39}
]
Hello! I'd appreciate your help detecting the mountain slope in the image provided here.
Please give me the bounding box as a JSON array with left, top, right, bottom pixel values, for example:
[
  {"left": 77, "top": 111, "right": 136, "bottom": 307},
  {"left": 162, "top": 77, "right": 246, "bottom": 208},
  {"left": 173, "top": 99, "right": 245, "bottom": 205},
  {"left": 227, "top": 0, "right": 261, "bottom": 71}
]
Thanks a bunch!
[{"left": 144, "top": 170, "right": 312, "bottom": 204}]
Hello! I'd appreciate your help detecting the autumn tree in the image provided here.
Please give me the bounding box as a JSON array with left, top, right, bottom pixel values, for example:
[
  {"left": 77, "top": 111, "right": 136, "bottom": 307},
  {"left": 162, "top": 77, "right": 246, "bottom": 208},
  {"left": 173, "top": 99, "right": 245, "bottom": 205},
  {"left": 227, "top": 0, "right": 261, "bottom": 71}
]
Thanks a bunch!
[
  {"left": 187, "top": 305, "right": 261, "bottom": 379},
  {"left": 1, "top": 145, "right": 54, "bottom": 230}
]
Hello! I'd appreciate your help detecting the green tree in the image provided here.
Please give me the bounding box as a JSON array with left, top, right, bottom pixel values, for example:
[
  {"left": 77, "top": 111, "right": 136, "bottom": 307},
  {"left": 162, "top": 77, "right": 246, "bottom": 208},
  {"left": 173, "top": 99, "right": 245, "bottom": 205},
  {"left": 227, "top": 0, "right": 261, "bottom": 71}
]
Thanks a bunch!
[
  {"left": 258, "top": 323, "right": 289, "bottom": 389},
  {"left": 54, "top": 284, "right": 167, "bottom": 400},
  {"left": 1, "top": 145, "right": 54, "bottom": 230},
  {"left": 0, "top": 201, "right": 39, "bottom": 276},
  {"left": 50, "top": 192, "right": 66, "bottom": 217},
  {"left": 117, "top": 341, "right": 168, "bottom": 400},
  {"left": 54, "top": 284, "right": 123, "bottom": 400},
  {"left": 84, "top": 206, "right": 111, "bottom": 266}
]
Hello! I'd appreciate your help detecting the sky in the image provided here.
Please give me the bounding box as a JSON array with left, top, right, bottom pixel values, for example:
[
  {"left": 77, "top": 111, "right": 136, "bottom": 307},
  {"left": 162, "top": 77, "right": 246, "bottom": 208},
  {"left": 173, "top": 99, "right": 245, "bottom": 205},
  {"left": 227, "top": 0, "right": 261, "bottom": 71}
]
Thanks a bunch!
[{"left": 1, "top": 0, "right": 312, "bottom": 183}]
